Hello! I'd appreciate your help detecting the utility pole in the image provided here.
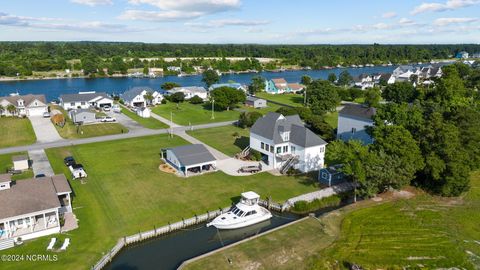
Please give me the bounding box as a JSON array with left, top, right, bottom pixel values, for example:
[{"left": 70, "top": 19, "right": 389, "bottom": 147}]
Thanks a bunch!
[
  {"left": 211, "top": 98, "right": 215, "bottom": 120},
  {"left": 170, "top": 111, "right": 173, "bottom": 138}
]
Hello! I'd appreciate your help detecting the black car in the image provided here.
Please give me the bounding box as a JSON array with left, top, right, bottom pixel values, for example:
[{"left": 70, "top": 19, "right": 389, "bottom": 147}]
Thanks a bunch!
[
  {"left": 64, "top": 156, "right": 76, "bottom": 166},
  {"left": 35, "top": 174, "right": 46, "bottom": 178}
]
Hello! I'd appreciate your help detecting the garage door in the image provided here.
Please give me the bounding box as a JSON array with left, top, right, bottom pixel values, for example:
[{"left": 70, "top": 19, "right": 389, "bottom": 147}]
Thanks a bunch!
[{"left": 27, "top": 107, "right": 47, "bottom": 116}]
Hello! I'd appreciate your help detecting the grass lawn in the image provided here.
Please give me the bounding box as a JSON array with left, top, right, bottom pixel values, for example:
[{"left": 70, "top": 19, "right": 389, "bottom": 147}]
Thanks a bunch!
[
  {"left": 51, "top": 105, "right": 129, "bottom": 139},
  {"left": 255, "top": 92, "right": 304, "bottom": 107},
  {"left": 153, "top": 101, "right": 280, "bottom": 126},
  {"left": 0, "top": 117, "right": 36, "bottom": 148},
  {"left": 121, "top": 106, "right": 169, "bottom": 129},
  {"left": 187, "top": 125, "right": 250, "bottom": 156},
  {"left": 0, "top": 152, "right": 34, "bottom": 180},
  {"left": 324, "top": 111, "right": 338, "bottom": 129},
  {"left": 1, "top": 135, "right": 319, "bottom": 270},
  {"left": 186, "top": 172, "right": 480, "bottom": 269}
]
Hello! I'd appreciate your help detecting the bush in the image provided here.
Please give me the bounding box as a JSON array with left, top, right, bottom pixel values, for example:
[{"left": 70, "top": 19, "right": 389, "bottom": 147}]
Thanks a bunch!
[
  {"left": 161, "top": 99, "right": 167, "bottom": 104},
  {"left": 189, "top": 95, "right": 204, "bottom": 104},
  {"left": 249, "top": 149, "right": 262, "bottom": 161},
  {"left": 170, "top": 92, "right": 185, "bottom": 103},
  {"left": 292, "top": 195, "right": 342, "bottom": 214},
  {"left": 238, "top": 111, "right": 263, "bottom": 128}
]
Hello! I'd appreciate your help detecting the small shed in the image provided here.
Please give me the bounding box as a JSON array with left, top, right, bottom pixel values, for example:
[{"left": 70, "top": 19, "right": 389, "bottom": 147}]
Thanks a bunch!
[
  {"left": 136, "top": 107, "right": 151, "bottom": 118},
  {"left": 69, "top": 109, "right": 97, "bottom": 124},
  {"left": 318, "top": 165, "right": 345, "bottom": 186},
  {"left": 12, "top": 155, "right": 29, "bottom": 171},
  {"left": 162, "top": 144, "right": 217, "bottom": 177},
  {"left": 245, "top": 96, "right": 267, "bottom": 109},
  {"left": 0, "top": 174, "right": 12, "bottom": 191}
]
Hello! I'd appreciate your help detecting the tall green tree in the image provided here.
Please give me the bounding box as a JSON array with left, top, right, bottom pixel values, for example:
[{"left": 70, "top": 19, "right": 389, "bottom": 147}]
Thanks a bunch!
[
  {"left": 202, "top": 69, "right": 220, "bottom": 87},
  {"left": 364, "top": 87, "right": 381, "bottom": 108},
  {"left": 248, "top": 76, "right": 265, "bottom": 94},
  {"left": 338, "top": 70, "right": 353, "bottom": 87},
  {"left": 382, "top": 82, "right": 417, "bottom": 103},
  {"left": 328, "top": 73, "right": 337, "bottom": 83},
  {"left": 209, "top": 87, "right": 246, "bottom": 111},
  {"left": 306, "top": 80, "right": 340, "bottom": 114}
]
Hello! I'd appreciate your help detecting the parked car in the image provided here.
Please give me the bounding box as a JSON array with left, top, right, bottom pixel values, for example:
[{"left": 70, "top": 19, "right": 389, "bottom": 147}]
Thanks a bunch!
[
  {"left": 64, "top": 156, "right": 76, "bottom": 166},
  {"left": 101, "top": 116, "right": 116, "bottom": 122},
  {"left": 69, "top": 164, "right": 87, "bottom": 179},
  {"left": 112, "top": 105, "right": 121, "bottom": 113},
  {"left": 35, "top": 173, "right": 46, "bottom": 178},
  {"left": 43, "top": 112, "right": 50, "bottom": 118},
  {"left": 103, "top": 106, "right": 111, "bottom": 112}
]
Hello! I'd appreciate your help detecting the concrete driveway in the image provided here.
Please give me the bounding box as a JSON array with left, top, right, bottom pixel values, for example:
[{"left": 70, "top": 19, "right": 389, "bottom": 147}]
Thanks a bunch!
[
  {"left": 217, "top": 158, "right": 272, "bottom": 176},
  {"left": 106, "top": 111, "right": 145, "bottom": 132},
  {"left": 29, "top": 116, "right": 63, "bottom": 143},
  {"left": 28, "top": 149, "right": 54, "bottom": 177}
]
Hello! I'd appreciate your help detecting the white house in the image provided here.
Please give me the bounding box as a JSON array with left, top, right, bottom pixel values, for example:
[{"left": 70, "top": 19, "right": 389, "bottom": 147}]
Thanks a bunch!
[
  {"left": 136, "top": 107, "right": 151, "bottom": 118},
  {"left": 209, "top": 83, "right": 247, "bottom": 92},
  {"left": 167, "top": 86, "right": 208, "bottom": 100},
  {"left": 337, "top": 104, "right": 376, "bottom": 145},
  {"left": 250, "top": 113, "right": 327, "bottom": 173},
  {"left": 354, "top": 74, "right": 375, "bottom": 90},
  {"left": 59, "top": 92, "right": 113, "bottom": 111},
  {"left": 162, "top": 144, "right": 217, "bottom": 177},
  {"left": 245, "top": 96, "right": 267, "bottom": 108},
  {"left": 0, "top": 94, "right": 48, "bottom": 117},
  {"left": 0, "top": 174, "right": 72, "bottom": 248},
  {"left": 122, "top": 87, "right": 163, "bottom": 108}
]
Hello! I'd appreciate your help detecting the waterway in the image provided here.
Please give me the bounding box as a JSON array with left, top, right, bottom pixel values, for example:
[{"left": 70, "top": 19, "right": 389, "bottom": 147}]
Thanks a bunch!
[{"left": 0, "top": 65, "right": 422, "bottom": 101}]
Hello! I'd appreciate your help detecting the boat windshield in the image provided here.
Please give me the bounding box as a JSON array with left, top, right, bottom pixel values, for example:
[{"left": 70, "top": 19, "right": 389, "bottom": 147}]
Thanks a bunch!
[{"left": 230, "top": 206, "right": 245, "bottom": 217}]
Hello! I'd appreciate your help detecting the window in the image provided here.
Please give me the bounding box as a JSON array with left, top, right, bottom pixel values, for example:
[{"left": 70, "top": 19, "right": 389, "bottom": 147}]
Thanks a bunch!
[
  {"left": 70, "top": 102, "right": 75, "bottom": 106},
  {"left": 261, "top": 142, "right": 264, "bottom": 150},
  {"left": 276, "top": 147, "right": 281, "bottom": 154},
  {"left": 291, "top": 146, "right": 296, "bottom": 153},
  {"left": 270, "top": 145, "right": 274, "bottom": 153},
  {"left": 81, "top": 102, "right": 86, "bottom": 105},
  {"left": 322, "top": 172, "right": 328, "bottom": 179},
  {"left": 283, "top": 146, "right": 288, "bottom": 153},
  {"left": 351, "top": 128, "right": 357, "bottom": 134},
  {"left": 18, "top": 219, "right": 23, "bottom": 225},
  {"left": 320, "top": 147, "right": 324, "bottom": 153}
]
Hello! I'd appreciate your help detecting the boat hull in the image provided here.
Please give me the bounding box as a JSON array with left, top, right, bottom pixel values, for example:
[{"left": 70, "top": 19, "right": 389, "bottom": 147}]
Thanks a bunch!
[{"left": 207, "top": 212, "right": 272, "bottom": 230}]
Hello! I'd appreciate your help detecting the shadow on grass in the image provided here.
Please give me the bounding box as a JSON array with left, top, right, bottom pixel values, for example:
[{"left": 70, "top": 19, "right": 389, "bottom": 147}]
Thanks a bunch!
[
  {"left": 230, "top": 195, "right": 241, "bottom": 205},
  {"left": 292, "top": 171, "right": 320, "bottom": 188},
  {"left": 233, "top": 136, "right": 249, "bottom": 150}
]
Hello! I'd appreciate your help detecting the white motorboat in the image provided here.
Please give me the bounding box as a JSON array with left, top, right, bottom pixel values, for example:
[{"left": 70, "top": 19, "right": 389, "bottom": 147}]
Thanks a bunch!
[{"left": 206, "top": 191, "right": 272, "bottom": 230}]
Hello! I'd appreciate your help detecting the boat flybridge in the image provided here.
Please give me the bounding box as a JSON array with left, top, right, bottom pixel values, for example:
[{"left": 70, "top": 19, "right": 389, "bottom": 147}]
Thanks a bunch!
[{"left": 206, "top": 191, "right": 272, "bottom": 230}]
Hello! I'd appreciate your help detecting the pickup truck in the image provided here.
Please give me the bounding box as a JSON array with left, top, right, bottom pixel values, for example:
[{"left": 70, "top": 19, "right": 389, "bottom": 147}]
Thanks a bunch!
[{"left": 69, "top": 164, "right": 87, "bottom": 179}]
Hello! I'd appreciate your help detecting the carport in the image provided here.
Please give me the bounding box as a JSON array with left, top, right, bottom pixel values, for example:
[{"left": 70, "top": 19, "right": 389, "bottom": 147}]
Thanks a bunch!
[{"left": 162, "top": 144, "right": 217, "bottom": 177}]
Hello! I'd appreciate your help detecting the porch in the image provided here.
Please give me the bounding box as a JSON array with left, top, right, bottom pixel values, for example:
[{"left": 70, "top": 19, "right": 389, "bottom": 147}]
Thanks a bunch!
[{"left": 0, "top": 211, "right": 59, "bottom": 240}]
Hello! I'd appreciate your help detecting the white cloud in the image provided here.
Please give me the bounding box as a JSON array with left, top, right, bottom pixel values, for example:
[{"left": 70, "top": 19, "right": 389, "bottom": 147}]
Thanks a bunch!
[
  {"left": 411, "top": 0, "right": 480, "bottom": 15},
  {"left": 185, "top": 19, "right": 269, "bottom": 28},
  {"left": 433, "top": 17, "right": 478, "bottom": 26},
  {"left": 71, "top": 0, "right": 113, "bottom": 6},
  {"left": 121, "top": 0, "right": 241, "bottom": 22},
  {"left": 382, "top": 12, "right": 397, "bottom": 18},
  {"left": 398, "top": 18, "right": 417, "bottom": 26}
]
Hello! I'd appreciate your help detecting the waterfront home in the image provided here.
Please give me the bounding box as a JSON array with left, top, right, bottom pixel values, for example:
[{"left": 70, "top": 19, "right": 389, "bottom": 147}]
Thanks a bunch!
[
  {"left": 456, "top": 51, "right": 469, "bottom": 59},
  {"left": 60, "top": 92, "right": 113, "bottom": 111},
  {"left": 0, "top": 174, "right": 72, "bottom": 248},
  {"left": 167, "top": 66, "right": 181, "bottom": 72},
  {"left": 354, "top": 74, "right": 375, "bottom": 90},
  {"left": 250, "top": 112, "right": 327, "bottom": 173},
  {"left": 378, "top": 73, "right": 395, "bottom": 85},
  {"left": 167, "top": 86, "right": 208, "bottom": 100},
  {"left": 161, "top": 144, "right": 217, "bottom": 177},
  {"left": 0, "top": 94, "right": 48, "bottom": 117},
  {"left": 12, "top": 155, "right": 29, "bottom": 171},
  {"left": 69, "top": 109, "right": 97, "bottom": 124},
  {"left": 122, "top": 87, "right": 163, "bottom": 108},
  {"left": 337, "top": 104, "right": 376, "bottom": 145},
  {"left": 264, "top": 78, "right": 305, "bottom": 94},
  {"left": 136, "top": 107, "right": 151, "bottom": 118},
  {"left": 245, "top": 96, "right": 267, "bottom": 108},
  {"left": 420, "top": 65, "right": 443, "bottom": 79},
  {"left": 318, "top": 165, "right": 345, "bottom": 187},
  {"left": 208, "top": 83, "right": 247, "bottom": 92}
]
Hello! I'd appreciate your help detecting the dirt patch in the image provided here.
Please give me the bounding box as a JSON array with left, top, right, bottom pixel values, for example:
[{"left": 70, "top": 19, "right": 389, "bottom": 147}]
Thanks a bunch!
[{"left": 159, "top": 163, "right": 176, "bottom": 174}]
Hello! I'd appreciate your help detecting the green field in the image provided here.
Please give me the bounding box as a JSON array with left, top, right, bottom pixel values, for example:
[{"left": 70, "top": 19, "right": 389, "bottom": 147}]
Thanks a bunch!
[
  {"left": 187, "top": 125, "right": 250, "bottom": 156},
  {"left": 121, "top": 106, "right": 169, "bottom": 129},
  {"left": 1, "top": 135, "right": 319, "bottom": 270},
  {"left": 255, "top": 92, "right": 304, "bottom": 107},
  {"left": 0, "top": 152, "right": 34, "bottom": 180},
  {"left": 0, "top": 117, "right": 36, "bottom": 148},
  {"left": 186, "top": 172, "right": 480, "bottom": 269},
  {"left": 51, "top": 106, "right": 129, "bottom": 139},
  {"left": 153, "top": 101, "right": 281, "bottom": 126}
]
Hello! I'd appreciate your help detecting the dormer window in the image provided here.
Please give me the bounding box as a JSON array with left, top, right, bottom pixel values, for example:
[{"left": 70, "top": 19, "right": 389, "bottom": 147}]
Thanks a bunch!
[{"left": 282, "top": 131, "right": 290, "bottom": 141}]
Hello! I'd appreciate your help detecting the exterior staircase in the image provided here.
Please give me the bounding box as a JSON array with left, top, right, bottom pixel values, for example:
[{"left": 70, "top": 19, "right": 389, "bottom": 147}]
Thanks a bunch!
[
  {"left": 280, "top": 155, "right": 299, "bottom": 174},
  {"left": 0, "top": 238, "right": 15, "bottom": 250},
  {"left": 236, "top": 146, "right": 251, "bottom": 159}
]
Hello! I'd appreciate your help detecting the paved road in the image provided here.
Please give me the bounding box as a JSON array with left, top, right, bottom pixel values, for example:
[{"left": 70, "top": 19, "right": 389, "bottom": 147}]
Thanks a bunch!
[
  {"left": 28, "top": 149, "right": 54, "bottom": 176},
  {"left": 151, "top": 112, "right": 180, "bottom": 128},
  {"left": 107, "top": 111, "right": 145, "bottom": 132},
  {"left": 0, "top": 121, "right": 236, "bottom": 155},
  {"left": 29, "top": 116, "right": 63, "bottom": 143}
]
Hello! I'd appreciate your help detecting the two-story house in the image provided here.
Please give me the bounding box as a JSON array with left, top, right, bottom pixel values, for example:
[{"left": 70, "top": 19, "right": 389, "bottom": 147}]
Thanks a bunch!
[
  {"left": 250, "top": 113, "right": 327, "bottom": 173},
  {"left": 0, "top": 94, "right": 48, "bottom": 117},
  {"left": 167, "top": 86, "right": 208, "bottom": 100},
  {"left": 122, "top": 87, "right": 163, "bottom": 108},
  {"left": 265, "top": 78, "right": 305, "bottom": 94},
  {"left": 59, "top": 92, "right": 113, "bottom": 111},
  {"left": 337, "top": 104, "right": 376, "bottom": 145}
]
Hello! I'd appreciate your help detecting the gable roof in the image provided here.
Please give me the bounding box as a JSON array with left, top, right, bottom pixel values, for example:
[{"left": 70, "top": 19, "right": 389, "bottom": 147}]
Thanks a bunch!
[
  {"left": 0, "top": 94, "right": 46, "bottom": 107},
  {"left": 251, "top": 112, "right": 326, "bottom": 147},
  {"left": 272, "top": 78, "right": 287, "bottom": 84},
  {"left": 0, "top": 175, "right": 71, "bottom": 220},
  {"left": 287, "top": 83, "right": 305, "bottom": 90},
  {"left": 122, "top": 87, "right": 154, "bottom": 102},
  {"left": 339, "top": 104, "right": 376, "bottom": 121},
  {"left": 60, "top": 92, "right": 109, "bottom": 103},
  {"left": 246, "top": 96, "right": 265, "bottom": 102},
  {"left": 168, "top": 86, "right": 207, "bottom": 94},
  {"left": 168, "top": 144, "right": 216, "bottom": 166}
]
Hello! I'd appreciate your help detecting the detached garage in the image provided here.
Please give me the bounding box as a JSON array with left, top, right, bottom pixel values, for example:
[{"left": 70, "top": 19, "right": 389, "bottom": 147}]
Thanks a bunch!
[{"left": 162, "top": 144, "right": 217, "bottom": 177}]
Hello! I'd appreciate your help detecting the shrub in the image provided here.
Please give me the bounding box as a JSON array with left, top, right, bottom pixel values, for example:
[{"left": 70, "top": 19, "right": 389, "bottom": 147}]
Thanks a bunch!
[
  {"left": 249, "top": 149, "right": 262, "bottom": 161},
  {"left": 170, "top": 92, "right": 185, "bottom": 103},
  {"left": 189, "top": 95, "right": 204, "bottom": 104},
  {"left": 238, "top": 111, "right": 263, "bottom": 128},
  {"left": 161, "top": 99, "right": 167, "bottom": 104},
  {"left": 292, "top": 195, "right": 342, "bottom": 214}
]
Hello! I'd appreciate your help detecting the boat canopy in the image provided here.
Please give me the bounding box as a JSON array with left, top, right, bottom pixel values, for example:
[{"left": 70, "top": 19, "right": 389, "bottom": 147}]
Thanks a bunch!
[{"left": 241, "top": 191, "right": 260, "bottom": 205}]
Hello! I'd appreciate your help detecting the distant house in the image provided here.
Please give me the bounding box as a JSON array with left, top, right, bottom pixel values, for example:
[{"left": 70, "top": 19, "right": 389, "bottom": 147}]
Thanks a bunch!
[
  {"left": 378, "top": 73, "right": 395, "bottom": 85},
  {"left": 136, "top": 107, "right": 151, "bottom": 118},
  {"left": 162, "top": 144, "right": 217, "bottom": 177},
  {"left": 59, "top": 92, "right": 113, "bottom": 111},
  {"left": 318, "top": 165, "right": 345, "bottom": 187},
  {"left": 0, "top": 94, "right": 48, "bottom": 117},
  {"left": 337, "top": 104, "right": 376, "bottom": 145},
  {"left": 167, "top": 86, "right": 208, "bottom": 100},
  {"left": 12, "top": 155, "right": 29, "bottom": 171},
  {"left": 392, "top": 65, "right": 415, "bottom": 77},
  {"left": 265, "top": 78, "right": 305, "bottom": 94},
  {"left": 209, "top": 83, "right": 247, "bottom": 92},
  {"left": 122, "top": 87, "right": 163, "bottom": 108},
  {"left": 167, "top": 66, "right": 181, "bottom": 72},
  {"left": 69, "top": 109, "right": 97, "bottom": 124},
  {"left": 0, "top": 174, "right": 72, "bottom": 245},
  {"left": 250, "top": 113, "right": 327, "bottom": 173},
  {"left": 456, "top": 51, "right": 469, "bottom": 59},
  {"left": 354, "top": 74, "right": 375, "bottom": 90},
  {"left": 472, "top": 53, "right": 480, "bottom": 58},
  {"left": 420, "top": 65, "right": 443, "bottom": 79},
  {"left": 245, "top": 96, "right": 267, "bottom": 108}
]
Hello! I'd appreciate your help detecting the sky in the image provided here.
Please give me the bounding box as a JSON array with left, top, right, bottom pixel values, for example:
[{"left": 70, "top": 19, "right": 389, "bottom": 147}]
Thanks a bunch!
[{"left": 0, "top": 0, "right": 480, "bottom": 44}]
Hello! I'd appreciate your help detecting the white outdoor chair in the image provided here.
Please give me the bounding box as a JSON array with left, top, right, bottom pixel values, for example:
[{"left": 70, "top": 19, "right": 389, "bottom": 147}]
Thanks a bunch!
[
  {"left": 60, "top": 238, "right": 70, "bottom": 251},
  {"left": 47, "top": 238, "right": 56, "bottom": 250}
]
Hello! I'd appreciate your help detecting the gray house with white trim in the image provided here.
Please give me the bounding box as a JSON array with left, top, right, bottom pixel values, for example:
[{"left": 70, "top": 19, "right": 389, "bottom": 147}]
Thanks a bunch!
[{"left": 337, "top": 104, "right": 376, "bottom": 145}]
